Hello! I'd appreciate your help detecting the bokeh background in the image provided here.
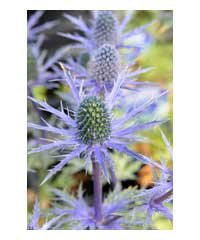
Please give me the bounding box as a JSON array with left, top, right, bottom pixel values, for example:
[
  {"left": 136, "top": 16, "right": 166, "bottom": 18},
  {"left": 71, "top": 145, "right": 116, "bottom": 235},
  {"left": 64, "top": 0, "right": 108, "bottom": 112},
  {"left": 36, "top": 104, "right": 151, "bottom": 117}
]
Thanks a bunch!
[{"left": 27, "top": 10, "right": 173, "bottom": 230}]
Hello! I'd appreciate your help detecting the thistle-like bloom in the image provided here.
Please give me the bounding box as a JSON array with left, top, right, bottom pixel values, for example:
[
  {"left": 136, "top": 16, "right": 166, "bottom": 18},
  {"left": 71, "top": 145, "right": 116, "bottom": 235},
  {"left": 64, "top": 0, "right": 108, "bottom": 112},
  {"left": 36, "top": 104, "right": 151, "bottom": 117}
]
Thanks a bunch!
[
  {"left": 132, "top": 130, "right": 173, "bottom": 226},
  {"left": 51, "top": 187, "right": 130, "bottom": 230},
  {"left": 60, "top": 43, "right": 154, "bottom": 96},
  {"left": 27, "top": 198, "right": 62, "bottom": 230},
  {"left": 51, "top": 130, "right": 173, "bottom": 230},
  {"left": 55, "top": 11, "right": 154, "bottom": 95},
  {"left": 28, "top": 66, "right": 167, "bottom": 184},
  {"left": 59, "top": 10, "right": 153, "bottom": 61}
]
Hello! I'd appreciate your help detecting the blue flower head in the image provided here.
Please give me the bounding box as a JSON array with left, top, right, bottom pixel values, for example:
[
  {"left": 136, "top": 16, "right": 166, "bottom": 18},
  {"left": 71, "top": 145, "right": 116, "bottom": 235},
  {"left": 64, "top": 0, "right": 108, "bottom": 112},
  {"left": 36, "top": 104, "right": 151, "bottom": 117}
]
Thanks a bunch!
[
  {"left": 51, "top": 186, "right": 131, "bottom": 230},
  {"left": 61, "top": 45, "right": 154, "bottom": 96},
  {"left": 76, "top": 96, "right": 111, "bottom": 145},
  {"left": 28, "top": 64, "right": 167, "bottom": 185},
  {"left": 60, "top": 10, "right": 153, "bottom": 61},
  {"left": 93, "top": 11, "right": 118, "bottom": 47},
  {"left": 90, "top": 44, "right": 119, "bottom": 89},
  {"left": 56, "top": 11, "right": 154, "bottom": 95}
]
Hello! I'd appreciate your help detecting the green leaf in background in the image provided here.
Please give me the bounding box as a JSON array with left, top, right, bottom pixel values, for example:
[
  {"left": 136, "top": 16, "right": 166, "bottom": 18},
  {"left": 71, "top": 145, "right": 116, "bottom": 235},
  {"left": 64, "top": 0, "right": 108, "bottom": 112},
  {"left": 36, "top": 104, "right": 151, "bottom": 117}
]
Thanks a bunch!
[
  {"left": 32, "top": 85, "right": 47, "bottom": 100},
  {"left": 113, "top": 153, "right": 142, "bottom": 181}
]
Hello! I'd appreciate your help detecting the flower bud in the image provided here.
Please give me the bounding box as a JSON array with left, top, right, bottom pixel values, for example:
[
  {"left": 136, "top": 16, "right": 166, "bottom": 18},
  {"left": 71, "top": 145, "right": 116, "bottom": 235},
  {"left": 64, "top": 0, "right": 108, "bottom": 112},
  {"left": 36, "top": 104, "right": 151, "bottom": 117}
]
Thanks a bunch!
[
  {"left": 91, "top": 44, "right": 119, "bottom": 86},
  {"left": 93, "top": 11, "right": 118, "bottom": 47}
]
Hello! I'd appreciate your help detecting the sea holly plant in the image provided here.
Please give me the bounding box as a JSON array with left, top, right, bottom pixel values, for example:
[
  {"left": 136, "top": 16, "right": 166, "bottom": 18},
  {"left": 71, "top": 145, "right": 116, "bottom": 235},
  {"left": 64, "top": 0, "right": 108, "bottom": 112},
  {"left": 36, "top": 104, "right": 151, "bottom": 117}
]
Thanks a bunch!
[
  {"left": 61, "top": 42, "right": 154, "bottom": 96},
  {"left": 57, "top": 11, "right": 154, "bottom": 95},
  {"left": 49, "top": 130, "right": 172, "bottom": 230},
  {"left": 27, "top": 66, "right": 168, "bottom": 228},
  {"left": 27, "top": 10, "right": 172, "bottom": 230},
  {"left": 59, "top": 10, "right": 153, "bottom": 61}
]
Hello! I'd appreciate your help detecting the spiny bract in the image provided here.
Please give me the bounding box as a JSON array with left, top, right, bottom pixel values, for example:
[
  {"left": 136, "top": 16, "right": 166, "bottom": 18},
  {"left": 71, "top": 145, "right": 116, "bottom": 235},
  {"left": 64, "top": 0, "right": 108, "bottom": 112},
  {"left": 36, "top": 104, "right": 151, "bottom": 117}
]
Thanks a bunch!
[
  {"left": 93, "top": 11, "right": 118, "bottom": 47},
  {"left": 91, "top": 44, "right": 119, "bottom": 85},
  {"left": 76, "top": 96, "right": 111, "bottom": 145}
]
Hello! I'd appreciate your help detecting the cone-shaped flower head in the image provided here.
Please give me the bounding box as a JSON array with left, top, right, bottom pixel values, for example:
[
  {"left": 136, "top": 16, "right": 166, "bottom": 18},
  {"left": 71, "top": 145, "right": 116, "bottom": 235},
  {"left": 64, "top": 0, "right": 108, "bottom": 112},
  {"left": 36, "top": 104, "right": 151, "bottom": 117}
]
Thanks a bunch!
[
  {"left": 90, "top": 44, "right": 119, "bottom": 86},
  {"left": 76, "top": 96, "right": 111, "bottom": 145},
  {"left": 28, "top": 68, "right": 167, "bottom": 184},
  {"left": 93, "top": 11, "right": 118, "bottom": 47}
]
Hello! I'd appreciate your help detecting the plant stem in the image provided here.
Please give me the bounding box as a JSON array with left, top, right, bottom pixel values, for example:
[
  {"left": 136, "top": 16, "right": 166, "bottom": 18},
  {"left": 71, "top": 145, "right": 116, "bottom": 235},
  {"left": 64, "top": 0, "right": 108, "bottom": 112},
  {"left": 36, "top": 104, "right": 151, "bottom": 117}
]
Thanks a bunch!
[
  {"left": 92, "top": 157, "right": 102, "bottom": 223},
  {"left": 153, "top": 189, "right": 173, "bottom": 204}
]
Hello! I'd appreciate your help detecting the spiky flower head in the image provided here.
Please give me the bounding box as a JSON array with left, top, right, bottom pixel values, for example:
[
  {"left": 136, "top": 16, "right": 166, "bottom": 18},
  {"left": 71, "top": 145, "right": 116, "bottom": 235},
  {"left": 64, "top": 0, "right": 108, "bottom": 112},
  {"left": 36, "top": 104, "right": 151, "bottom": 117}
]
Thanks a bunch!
[
  {"left": 62, "top": 11, "right": 153, "bottom": 64},
  {"left": 76, "top": 96, "right": 111, "bottom": 145},
  {"left": 93, "top": 11, "right": 118, "bottom": 47},
  {"left": 51, "top": 186, "right": 132, "bottom": 230},
  {"left": 90, "top": 44, "right": 119, "bottom": 87},
  {"left": 28, "top": 69, "right": 167, "bottom": 184},
  {"left": 27, "top": 48, "right": 38, "bottom": 81}
]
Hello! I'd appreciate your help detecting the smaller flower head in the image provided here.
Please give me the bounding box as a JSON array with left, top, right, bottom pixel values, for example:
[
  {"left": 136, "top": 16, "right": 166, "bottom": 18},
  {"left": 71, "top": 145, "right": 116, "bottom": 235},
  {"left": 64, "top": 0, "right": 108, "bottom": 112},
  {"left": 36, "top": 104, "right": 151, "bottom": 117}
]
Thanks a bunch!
[
  {"left": 51, "top": 187, "right": 130, "bottom": 230},
  {"left": 93, "top": 11, "right": 118, "bottom": 47},
  {"left": 90, "top": 44, "right": 119, "bottom": 87},
  {"left": 76, "top": 96, "right": 111, "bottom": 145},
  {"left": 61, "top": 10, "right": 153, "bottom": 63}
]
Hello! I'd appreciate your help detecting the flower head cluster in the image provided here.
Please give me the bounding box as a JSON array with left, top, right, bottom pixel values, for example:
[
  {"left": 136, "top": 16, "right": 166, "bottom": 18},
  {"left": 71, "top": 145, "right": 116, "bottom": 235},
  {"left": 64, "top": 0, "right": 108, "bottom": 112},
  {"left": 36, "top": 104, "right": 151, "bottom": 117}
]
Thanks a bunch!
[
  {"left": 60, "top": 10, "right": 153, "bottom": 60},
  {"left": 57, "top": 11, "right": 154, "bottom": 95},
  {"left": 27, "top": 10, "right": 172, "bottom": 230}
]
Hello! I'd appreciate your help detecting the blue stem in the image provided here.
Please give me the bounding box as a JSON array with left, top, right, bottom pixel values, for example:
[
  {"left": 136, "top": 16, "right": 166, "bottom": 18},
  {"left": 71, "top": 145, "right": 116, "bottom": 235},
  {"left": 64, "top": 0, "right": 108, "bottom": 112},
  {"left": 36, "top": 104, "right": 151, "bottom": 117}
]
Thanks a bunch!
[{"left": 92, "top": 158, "right": 102, "bottom": 223}]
